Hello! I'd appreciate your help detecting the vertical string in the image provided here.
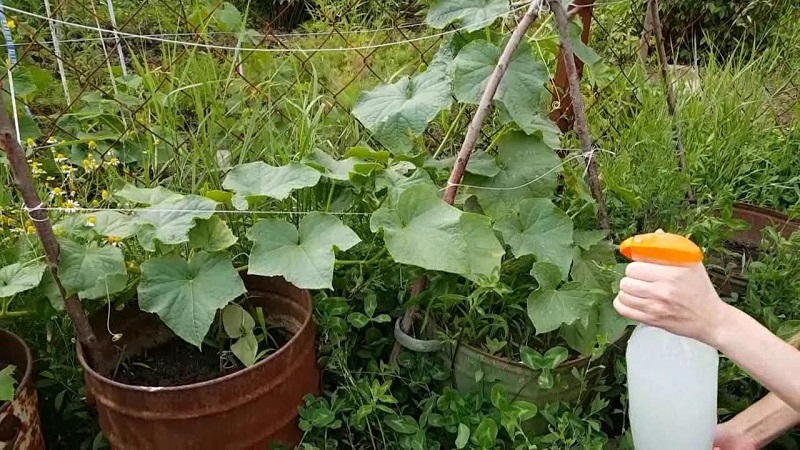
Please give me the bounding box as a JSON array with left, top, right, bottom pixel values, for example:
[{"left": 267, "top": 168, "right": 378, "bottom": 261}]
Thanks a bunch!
[
  {"left": 43, "top": 0, "right": 71, "bottom": 105},
  {"left": 0, "top": 0, "right": 22, "bottom": 142},
  {"left": 104, "top": 0, "right": 127, "bottom": 76}
]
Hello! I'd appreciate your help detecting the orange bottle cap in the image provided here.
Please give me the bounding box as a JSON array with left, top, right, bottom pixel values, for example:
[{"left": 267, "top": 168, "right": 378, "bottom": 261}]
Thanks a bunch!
[{"left": 619, "top": 232, "right": 703, "bottom": 265}]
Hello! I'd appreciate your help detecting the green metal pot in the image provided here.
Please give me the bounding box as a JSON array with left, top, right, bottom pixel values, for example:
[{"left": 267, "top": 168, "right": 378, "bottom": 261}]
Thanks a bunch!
[{"left": 445, "top": 333, "right": 629, "bottom": 432}]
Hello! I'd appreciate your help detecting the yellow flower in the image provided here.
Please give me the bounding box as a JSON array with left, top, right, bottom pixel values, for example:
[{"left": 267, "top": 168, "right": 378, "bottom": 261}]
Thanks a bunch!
[
  {"left": 107, "top": 236, "right": 122, "bottom": 246},
  {"left": 91, "top": 199, "right": 99, "bottom": 207},
  {"left": 82, "top": 157, "right": 98, "bottom": 172},
  {"left": 28, "top": 159, "right": 45, "bottom": 177},
  {"left": 54, "top": 153, "right": 67, "bottom": 163},
  {"left": 63, "top": 199, "right": 80, "bottom": 213},
  {"left": 47, "top": 136, "right": 58, "bottom": 144},
  {"left": 85, "top": 216, "right": 96, "bottom": 227},
  {"left": 101, "top": 190, "right": 110, "bottom": 200},
  {"left": 7, "top": 20, "right": 15, "bottom": 30},
  {"left": 25, "top": 137, "right": 34, "bottom": 147},
  {"left": 52, "top": 187, "right": 63, "bottom": 197},
  {"left": 107, "top": 156, "right": 120, "bottom": 167},
  {"left": 87, "top": 140, "right": 97, "bottom": 150}
]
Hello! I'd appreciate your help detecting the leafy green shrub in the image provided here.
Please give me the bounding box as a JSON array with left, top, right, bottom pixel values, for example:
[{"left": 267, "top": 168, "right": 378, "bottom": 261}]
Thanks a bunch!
[{"left": 654, "top": 0, "right": 796, "bottom": 62}]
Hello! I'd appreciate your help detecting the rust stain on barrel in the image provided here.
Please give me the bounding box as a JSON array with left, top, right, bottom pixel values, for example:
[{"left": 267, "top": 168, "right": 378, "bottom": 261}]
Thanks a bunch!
[
  {"left": 0, "top": 329, "right": 45, "bottom": 450},
  {"left": 78, "top": 275, "right": 320, "bottom": 449}
]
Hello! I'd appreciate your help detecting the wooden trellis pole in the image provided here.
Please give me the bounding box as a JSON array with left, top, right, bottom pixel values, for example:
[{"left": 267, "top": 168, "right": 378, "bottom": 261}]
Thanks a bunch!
[
  {"left": 390, "top": 0, "right": 548, "bottom": 363},
  {"left": 0, "top": 90, "right": 115, "bottom": 376},
  {"left": 549, "top": 0, "right": 609, "bottom": 230},
  {"left": 647, "top": 0, "right": 693, "bottom": 201},
  {"left": 549, "top": 0, "right": 594, "bottom": 133}
]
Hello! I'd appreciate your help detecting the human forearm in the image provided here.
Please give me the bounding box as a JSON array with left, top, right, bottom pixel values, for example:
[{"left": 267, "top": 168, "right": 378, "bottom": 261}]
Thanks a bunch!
[
  {"left": 710, "top": 304, "right": 800, "bottom": 413},
  {"left": 723, "top": 393, "right": 800, "bottom": 447}
]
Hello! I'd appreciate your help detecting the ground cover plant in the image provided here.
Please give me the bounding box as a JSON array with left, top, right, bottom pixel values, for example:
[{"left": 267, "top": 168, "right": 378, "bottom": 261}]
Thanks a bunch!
[{"left": 0, "top": 0, "right": 798, "bottom": 448}]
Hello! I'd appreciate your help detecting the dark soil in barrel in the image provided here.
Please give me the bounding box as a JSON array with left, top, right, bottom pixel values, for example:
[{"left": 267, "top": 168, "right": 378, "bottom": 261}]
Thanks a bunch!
[
  {"left": 114, "top": 328, "right": 291, "bottom": 387},
  {"left": 708, "top": 240, "right": 760, "bottom": 277},
  {"left": 114, "top": 339, "right": 227, "bottom": 387}
]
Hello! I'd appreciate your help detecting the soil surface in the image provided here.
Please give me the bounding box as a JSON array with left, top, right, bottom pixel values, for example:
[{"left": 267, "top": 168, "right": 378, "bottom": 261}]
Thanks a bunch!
[
  {"left": 707, "top": 240, "right": 760, "bottom": 277},
  {"left": 113, "top": 327, "right": 292, "bottom": 387},
  {"left": 114, "top": 339, "right": 232, "bottom": 387}
]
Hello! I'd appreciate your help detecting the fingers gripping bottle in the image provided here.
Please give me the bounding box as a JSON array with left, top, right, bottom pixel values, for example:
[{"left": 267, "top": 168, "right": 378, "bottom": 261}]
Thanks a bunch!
[{"left": 619, "top": 233, "right": 719, "bottom": 450}]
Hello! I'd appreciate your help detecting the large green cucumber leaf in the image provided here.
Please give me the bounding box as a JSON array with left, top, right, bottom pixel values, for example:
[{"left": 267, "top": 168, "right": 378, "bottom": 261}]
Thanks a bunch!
[
  {"left": 425, "top": 0, "right": 509, "bottom": 32},
  {"left": 561, "top": 296, "right": 633, "bottom": 355},
  {"left": 246, "top": 212, "right": 361, "bottom": 290},
  {"left": 570, "top": 240, "right": 617, "bottom": 290},
  {"left": 136, "top": 195, "right": 218, "bottom": 247},
  {"left": 189, "top": 216, "right": 238, "bottom": 252},
  {"left": 495, "top": 198, "right": 574, "bottom": 279},
  {"left": 222, "top": 162, "right": 322, "bottom": 209},
  {"left": 87, "top": 210, "right": 140, "bottom": 238},
  {"left": 303, "top": 149, "right": 382, "bottom": 181},
  {"left": 115, "top": 184, "right": 182, "bottom": 205},
  {"left": 465, "top": 132, "right": 561, "bottom": 218},
  {"left": 58, "top": 239, "right": 126, "bottom": 299},
  {"left": 138, "top": 251, "right": 246, "bottom": 348},
  {"left": 527, "top": 263, "right": 598, "bottom": 334},
  {"left": 352, "top": 63, "right": 451, "bottom": 155},
  {"left": 0, "top": 262, "right": 47, "bottom": 298},
  {"left": 451, "top": 39, "right": 548, "bottom": 133},
  {"left": 376, "top": 168, "right": 437, "bottom": 206},
  {"left": 370, "top": 183, "right": 503, "bottom": 283}
]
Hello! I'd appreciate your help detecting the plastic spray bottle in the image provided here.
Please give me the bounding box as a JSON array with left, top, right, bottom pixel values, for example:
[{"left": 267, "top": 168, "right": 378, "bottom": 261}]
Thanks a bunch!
[{"left": 619, "top": 232, "right": 719, "bottom": 449}]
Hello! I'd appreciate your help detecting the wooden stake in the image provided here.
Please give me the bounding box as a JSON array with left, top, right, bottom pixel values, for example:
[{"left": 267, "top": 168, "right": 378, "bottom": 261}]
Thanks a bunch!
[
  {"left": 648, "top": 0, "right": 693, "bottom": 201},
  {"left": 549, "top": 0, "right": 595, "bottom": 133},
  {"left": 0, "top": 90, "right": 115, "bottom": 376},
  {"left": 391, "top": 0, "right": 546, "bottom": 363},
  {"left": 549, "top": 0, "right": 609, "bottom": 230}
]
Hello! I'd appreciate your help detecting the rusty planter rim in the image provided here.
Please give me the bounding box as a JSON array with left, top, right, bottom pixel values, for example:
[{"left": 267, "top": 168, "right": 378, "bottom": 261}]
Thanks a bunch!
[
  {"left": 431, "top": 322, "right": 629, "bottom": 371},
  {"left": 0, "top": 328, "right": 34, "bottom": 411},
  {"left": 77, "top": 286, "right": 314, "bottom": 392},
  {"left": 452, "top": 334, "right": 625, "bottom": 372}
]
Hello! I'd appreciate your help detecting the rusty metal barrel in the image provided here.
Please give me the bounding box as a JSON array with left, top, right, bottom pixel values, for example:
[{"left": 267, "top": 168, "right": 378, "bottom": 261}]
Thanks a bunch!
[
  {"left": 0, "top": 328, "right": 45, "bottom": 450},
  {"left": 77, "top": 275, "right": 320, "bottom": 449}
]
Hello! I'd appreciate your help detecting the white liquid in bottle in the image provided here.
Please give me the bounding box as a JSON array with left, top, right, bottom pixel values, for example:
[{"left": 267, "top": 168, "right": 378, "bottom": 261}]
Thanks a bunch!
[{"left": 626, "top": 323, "right": 719, "bottom": 449}]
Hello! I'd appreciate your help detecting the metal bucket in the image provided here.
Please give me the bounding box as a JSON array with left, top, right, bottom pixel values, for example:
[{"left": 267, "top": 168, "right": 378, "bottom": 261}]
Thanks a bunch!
[
  {"left": 77, "top": 275, "right": 320, "bottom": 449},
  {"left": 708, "top": 203, "right": 800, "bottom": 296},
  {"left": 0, "top": 329, "right": 45, "bottom": 450}
]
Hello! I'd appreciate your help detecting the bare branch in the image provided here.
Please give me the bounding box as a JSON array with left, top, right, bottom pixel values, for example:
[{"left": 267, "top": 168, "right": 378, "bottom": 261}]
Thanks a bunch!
[
  {"left": 442, "top": 0, "right": 545, "bottom": 204},
  {"left": 549, "top": 0, "right": 610, "bottom": 230},
  {"left": 648, "top": 0, "right": 693, "bottom": 201},
  {"left": 391, "top": 0, "right": 546, "bottom": 363}
]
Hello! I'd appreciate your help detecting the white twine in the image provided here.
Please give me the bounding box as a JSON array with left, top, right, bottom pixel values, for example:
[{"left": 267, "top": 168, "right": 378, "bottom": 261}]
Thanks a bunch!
[{"left": 14, "top": 147, "right": 611, "bottom": 220}]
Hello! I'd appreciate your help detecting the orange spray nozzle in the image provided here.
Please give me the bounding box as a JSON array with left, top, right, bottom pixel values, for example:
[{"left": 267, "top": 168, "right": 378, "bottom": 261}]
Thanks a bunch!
[{"left": 619, "top": 232, "right": 703, "bottom": 266}]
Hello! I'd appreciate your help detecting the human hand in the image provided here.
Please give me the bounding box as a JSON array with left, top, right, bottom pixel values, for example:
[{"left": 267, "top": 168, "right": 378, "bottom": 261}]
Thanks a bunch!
[
  {"left": 612, "top": 258, "right": 729, "bottom": 346},
  {"left": 713, "top": 422, "right": 758, "bottom": 450}
]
